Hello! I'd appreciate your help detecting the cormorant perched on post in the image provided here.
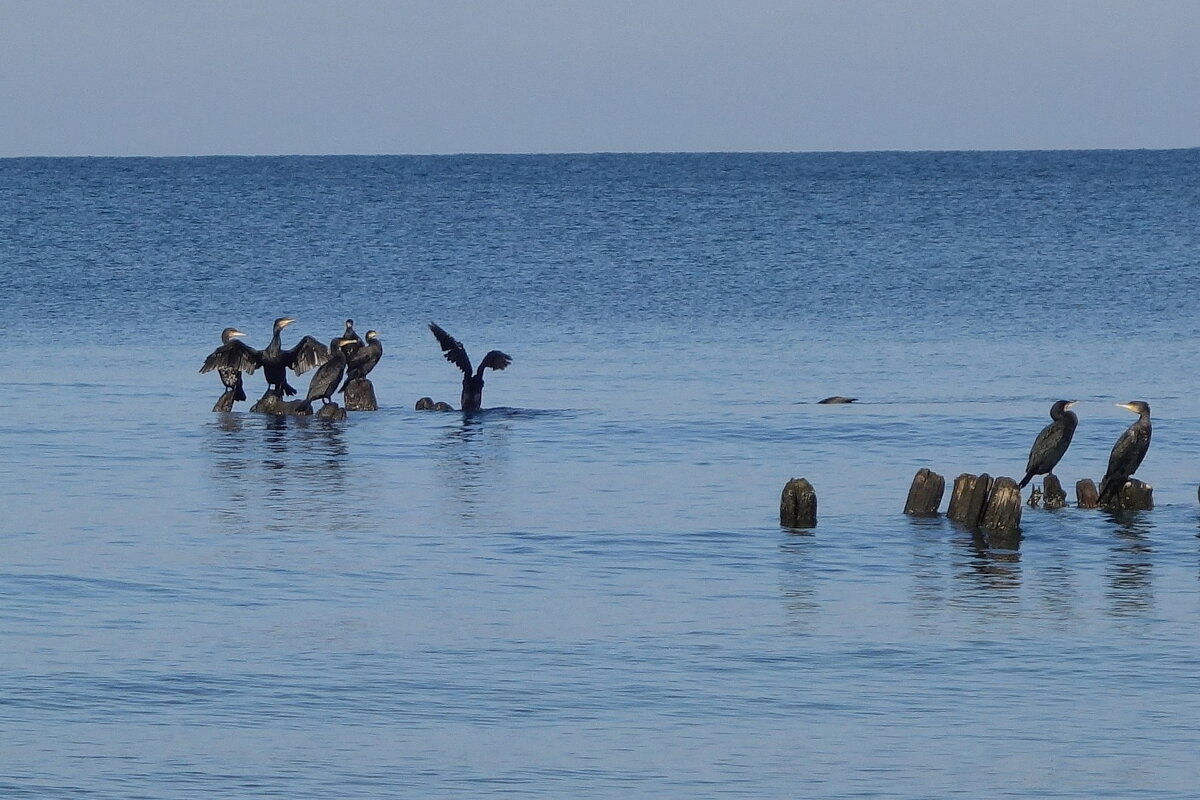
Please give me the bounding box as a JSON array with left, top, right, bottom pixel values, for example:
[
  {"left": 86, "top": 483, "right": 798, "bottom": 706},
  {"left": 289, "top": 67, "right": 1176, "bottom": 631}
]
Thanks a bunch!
[
  {"left": 296, "top": 337, "right": 356, "bottom": 414},
  {"left": 1019, "top": 400, "right": 1079, "bottom": 489},
  {"left": 340, "top": 318, "right": 364, "bottom": 359},
  {"left": 428, "top": 322, "right": 511, "bottom": 412},
  {"left": 201, "top": 318, "right": 327, "bottom": 398},
  {"left": 200, "top": 327, "right": 257, "bottom": 404},
  {"left": 340, "top": 330, "right": 382, "bottom": 390},
  {"left": 1098, "top": 401, "right": 1152, "bottom": 505}
]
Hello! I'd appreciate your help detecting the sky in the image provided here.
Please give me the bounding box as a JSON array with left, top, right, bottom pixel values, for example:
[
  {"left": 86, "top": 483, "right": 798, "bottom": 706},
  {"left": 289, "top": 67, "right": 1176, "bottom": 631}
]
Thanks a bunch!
[{"left": 2, "top": 0, "right": 1198, "bottom": 157}]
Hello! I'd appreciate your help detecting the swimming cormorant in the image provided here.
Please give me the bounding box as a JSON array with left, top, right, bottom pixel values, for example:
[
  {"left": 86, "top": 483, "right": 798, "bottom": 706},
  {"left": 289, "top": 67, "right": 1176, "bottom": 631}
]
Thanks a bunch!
[
  {"left": 1019, "top": 400, "right": 1079, "bottom": 489},
  {"left": 429, "top": 322, "right": 511, "bottom": 412},
  {"left": 199, "top": 327, "right": 257, "bottom": 404},
  {"left": 340, "top": 330, "right": 382, "bottom": 390},
  {"left": 1097, "top": 400, "right": 1152, "bottom": 505},
  {"left": 296, "top": 337, "right": 356, "bottom": 414}
]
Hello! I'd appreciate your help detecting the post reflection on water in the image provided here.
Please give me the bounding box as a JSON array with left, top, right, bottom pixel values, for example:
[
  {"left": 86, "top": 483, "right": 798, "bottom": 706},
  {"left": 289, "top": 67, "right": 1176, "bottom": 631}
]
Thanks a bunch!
[
  {"left": 1104, "top": 511, "right": 1154, "bottom": 616},
  {"left": 776, "top": 530, "right": 819, "bottom": 621},
  {"left": 203, "top": 412, "right": 350, "bottom": 534}
]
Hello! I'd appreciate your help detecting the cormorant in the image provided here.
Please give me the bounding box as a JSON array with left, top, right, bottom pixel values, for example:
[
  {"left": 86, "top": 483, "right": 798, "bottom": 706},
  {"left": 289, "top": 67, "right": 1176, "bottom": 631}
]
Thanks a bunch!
[
  {"left": 1098, "top": 401, "right": 1152, "bottom": 505},
  {"left": 429, "top": 322, "right": 511, "bottom": 412},
  {"left": 256, "top": 317, "right": 329, "bottom": 396},
  {"left": 340, "top": 330, "right": 382, "bottom": 390},
  {"left": 1019, "top": 400, "right": 1079, "bottom": 489},
  {"left": 199, "top": 327, "right": 256, "bottom": 404},
  {"left": 340, "top": 318, "right": 364, "bottom": 360},
  {"left": 296, "top": 337, "right": 356, "bottom": 414}
]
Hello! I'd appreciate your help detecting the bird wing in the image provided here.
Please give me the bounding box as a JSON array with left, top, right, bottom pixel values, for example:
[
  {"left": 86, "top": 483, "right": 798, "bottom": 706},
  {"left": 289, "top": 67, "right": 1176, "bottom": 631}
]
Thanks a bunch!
[
  {"left": 347, "top": 341, "right": 381, "bottom": 372},
  {"left": 284, "top": 335, "right": 330, "bottom": 375},
  {"left": 200, "top": 339, "right": 261, "bottom": 374},
  {"left": 479, "top": 350, "right": 512, "bottom": 372},
  {"left": 429, "top": 323, "right": 472, "bottom": 375}
]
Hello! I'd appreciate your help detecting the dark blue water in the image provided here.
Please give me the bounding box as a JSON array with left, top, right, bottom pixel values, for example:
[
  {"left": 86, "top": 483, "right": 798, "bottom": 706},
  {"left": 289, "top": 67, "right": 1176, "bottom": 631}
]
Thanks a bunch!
[{"left": 3, "top": 151, "right": 1200, "bottom": 798}]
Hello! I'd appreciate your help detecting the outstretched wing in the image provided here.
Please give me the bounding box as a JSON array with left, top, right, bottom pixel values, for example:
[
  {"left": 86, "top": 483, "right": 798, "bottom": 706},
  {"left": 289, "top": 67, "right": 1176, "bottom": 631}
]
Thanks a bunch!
[
  {"left": 200, "top": 340, "right": 261, "bottom": 374},
  {"left": 479, "top": 350, "right": 511, "bottom": 372},
  {"left": 429, "top": 322, "right": 472, "bottom": 376},
  {"left": 284, "top": 335, "right": 329, "bottom": 375}
]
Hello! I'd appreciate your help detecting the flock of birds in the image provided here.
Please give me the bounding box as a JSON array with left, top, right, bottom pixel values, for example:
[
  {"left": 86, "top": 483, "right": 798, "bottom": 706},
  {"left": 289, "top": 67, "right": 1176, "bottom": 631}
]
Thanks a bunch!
[
  {"left": 200, "top": 317, "right": 510, "bottom": 413},
  {"left": 1018, "top": 398, "right": 1152, "bottom": 506},
  {"left": 202, "top": 320, "right": 1152, "bottom": 506}
]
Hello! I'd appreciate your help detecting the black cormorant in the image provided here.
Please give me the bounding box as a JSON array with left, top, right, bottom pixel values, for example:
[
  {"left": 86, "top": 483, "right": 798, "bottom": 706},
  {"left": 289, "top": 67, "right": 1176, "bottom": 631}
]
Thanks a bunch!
[
  {"left": 200, "top": 327, "right": 257, "bottom": 403},
  {"left": 256, "top": 317, "right": 329, "bottom": 396},
  {"left": 1098, "top": 400, "right": 1152, "bottom": 505},
  {"left": 1019, "top": 400, "right": 1079, "bottom": 489},
  {"left": 340, "top": 318, "right": 364, "bottom": 359},
  {"left": 340, "top": 330, "right": 382, "bottom": 390},
  {"left": 296, "top": 337, "right": 355, "bottom": 413},
  {"left": 429, "top": 322, "right": 511, "bottom": 412}
]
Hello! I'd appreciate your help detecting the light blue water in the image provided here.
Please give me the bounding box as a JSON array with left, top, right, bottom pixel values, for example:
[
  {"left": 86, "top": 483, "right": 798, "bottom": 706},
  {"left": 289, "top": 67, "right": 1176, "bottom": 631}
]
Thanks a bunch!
[{"left": 2, "top": 151, "right": 1200, "bottom": 798}]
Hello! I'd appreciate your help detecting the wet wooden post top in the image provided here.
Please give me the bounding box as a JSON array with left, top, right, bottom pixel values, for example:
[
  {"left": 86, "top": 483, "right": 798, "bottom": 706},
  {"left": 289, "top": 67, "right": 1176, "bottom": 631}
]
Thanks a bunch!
[{"left": 780, "top": 478, "right": 817, "bottom": 529}]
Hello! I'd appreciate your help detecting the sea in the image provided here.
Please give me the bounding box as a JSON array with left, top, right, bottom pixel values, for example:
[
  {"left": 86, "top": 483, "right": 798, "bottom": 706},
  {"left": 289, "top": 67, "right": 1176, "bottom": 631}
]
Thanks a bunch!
[{"left": 2, "top": 150, "right": 1199, "bottom": 798}]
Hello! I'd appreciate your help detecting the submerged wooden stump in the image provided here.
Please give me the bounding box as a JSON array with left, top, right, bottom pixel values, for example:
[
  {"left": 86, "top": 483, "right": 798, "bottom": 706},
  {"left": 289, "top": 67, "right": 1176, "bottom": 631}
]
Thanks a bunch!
[
  {"left": 212, "top": 392, "right": 236, "bottom": 413},
  {"left": 904, "top": 468, "right": 945, "bottom": 516},
  {"left": 250, "top": 391, "right": 307, "bottom": 416},
  {"left": 1076, "top": 479, "right": 1099, "bottom": 509},
  {"left": 343, "top": 378, "right": 378, "bottom": 411},
  {"left": 415, "top": 396, "right": 434, "bottom": 410},
  {"left": 780, "top": 478, "right": 817, "bottom": 529},
  {"left": 981, "top": 476, "right": 1022, "bottom": 544},
  {"left": 1116, "top": 479, "right": 1153, "bottom": 511},
  {"left": 948, "top": 473, "right": 992, "bottom": 528},
  {"left": 1042, "top": 474, "right": 1068, "bottom": 509},
  {"left": 315, "top": 402, "right": 347, "bottom": 421}
]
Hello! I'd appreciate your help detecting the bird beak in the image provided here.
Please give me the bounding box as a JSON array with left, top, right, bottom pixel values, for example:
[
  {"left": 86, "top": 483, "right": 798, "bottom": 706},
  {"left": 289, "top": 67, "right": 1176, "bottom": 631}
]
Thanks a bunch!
[
  {"left": 230, "top": 330, "right": 246, "bottom": 338},
  {"left": 1065, "top": 401, "right": 1078, "bottom": 409},
  {"left": 281, "top": 318, "right": 296, "bottom": 328},
  {"left": 1115, "top": 402, "right": 1137, "bottom": 413}
]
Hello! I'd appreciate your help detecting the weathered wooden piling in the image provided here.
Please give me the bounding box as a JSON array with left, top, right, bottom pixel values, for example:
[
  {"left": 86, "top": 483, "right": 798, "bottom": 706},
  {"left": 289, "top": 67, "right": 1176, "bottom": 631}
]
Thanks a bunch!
[
  {"left": 904, "top": 468, "right": 945, "bottom": 515},
  {"left": 250, "top": 391, "right": 307, "bottom": 415},
  {"left": 780, "top": 478, "right": 817, "bottom": 529},
  {"left": 315, "top": 402, "right": 347, "bottom": 420},
  {"left": 1115, "top": 479, "right": 1153, "bottom": 511},
  {"left": 947, "top": 473, "right": 992, "bottom": 528},
  {"left": 212, "top": 393, "right": 236, "bottom": 413},
  {"left": 343, "top": 378, "right": 378, "bottom": 411},
  {"left": 1042, "top": 474, "right": 1068, "bottom": 509},
  {"left": 415, "top": 397, "right": 434, "bottom": 410},
  {"left": 1076, "top": 479, "right": 1099, "bottom": 509},
  {"left": 981, "top": 476, "right": 1022, "bottom": 542}
]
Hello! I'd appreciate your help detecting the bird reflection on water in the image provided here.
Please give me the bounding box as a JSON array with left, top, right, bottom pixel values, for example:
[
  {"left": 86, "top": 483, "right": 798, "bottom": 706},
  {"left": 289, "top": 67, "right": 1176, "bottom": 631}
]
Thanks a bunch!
[
  {"left": 204, "top": 413, "right": 349, "bottom": 533},
  {"left": 434, "top": 411, "right": 513, "bottom": 523},
  {"left": 1104, "top": 511, "right": 1154, "bottom": 617}
]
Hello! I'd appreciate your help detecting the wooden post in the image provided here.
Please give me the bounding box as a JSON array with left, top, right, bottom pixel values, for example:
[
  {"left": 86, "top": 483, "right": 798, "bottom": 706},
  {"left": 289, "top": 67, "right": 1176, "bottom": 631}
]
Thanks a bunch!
[
  {"left": 1117, "top": 479, "right": 1153, "bottom": 511},
  {"left": 316, "top": 403, "right": 347, "bottom": 420},
  {"left": 415, "top": 397, "right": 434, "bottom": 410},
  {"left": 1042, "top": 474, "right": 1067, "bottom": 509},
  {"left": 1076, "top": 479, "right": 1099, "bottom": 509},
  {"left": 212, "top": 392, "right": 236, "bottom": 413},
  {"left": 780, "top": 478, "right": 817, "bottom": 529},
  {"left": 948, "top": 473, "right": 992, "bottom": 528},
  {"left": 343, "top": 378, "right": 378, "bottom": 411},
  {"left": 981, "top": 476, "right": 1022, "bottom": 544},
  {"left": 904, "top": 468, "right": 945, "bottom": 515},
  {"left": 250, "top": 391, "right": 306, "bottom": 415}
]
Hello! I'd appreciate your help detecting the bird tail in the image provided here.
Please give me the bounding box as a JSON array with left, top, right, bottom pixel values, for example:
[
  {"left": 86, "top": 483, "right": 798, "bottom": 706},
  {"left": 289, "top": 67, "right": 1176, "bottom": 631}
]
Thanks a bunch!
[
  {"left": 234, "top": 384, "right": 247, "bottom": 402},
  {"left": 1018, "top": 473, "right": 1033, "bottom": 489}
]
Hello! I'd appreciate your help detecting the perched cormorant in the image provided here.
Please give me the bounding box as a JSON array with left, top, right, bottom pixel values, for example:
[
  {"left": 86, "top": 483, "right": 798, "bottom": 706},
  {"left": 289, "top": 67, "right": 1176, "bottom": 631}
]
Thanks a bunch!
[
  {"left": 340, "top": 330, "right": 382, "bottom": 391},
  {"left": 199, "top": 327, "right": 256, "bottom": 404},
  {"left": 340, "top": 318, "right": 364, "bottom": 359},
  {"left": 1019, "top": 400, "right": 1079, "bottom": 489},
  {"left": 296, "top": 337, "right": 356, "bottom": 414},
  {"left": 1098, "top": 401, "right": 1152, "bottom": 505},
  {"left": 429, "top": 322, "right": 511, "bottom": 412},
  {"left": 256, "top": 317, "right": 329, "bottom": 396}
]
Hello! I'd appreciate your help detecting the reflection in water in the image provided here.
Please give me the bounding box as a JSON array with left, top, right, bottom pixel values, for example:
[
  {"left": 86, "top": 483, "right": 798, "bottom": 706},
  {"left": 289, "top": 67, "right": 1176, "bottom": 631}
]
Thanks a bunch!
[
  {"left": 433, "top": 411, "right": 512, "bottom": 522},
  {"left": 1105, "top": 511, "right": 1154, "bottom": 616},
  {"left": 776, "top": 531, "right": 818, "bottom": 622},
  {"left": 906, "top": 516, "right": 950, "bottom": 621},
  {"left": 203, "top": 413, "right": 350, "bottom": 534},
  {"left": 950, "top": 527, "right": 1022, "bottom": 609}
]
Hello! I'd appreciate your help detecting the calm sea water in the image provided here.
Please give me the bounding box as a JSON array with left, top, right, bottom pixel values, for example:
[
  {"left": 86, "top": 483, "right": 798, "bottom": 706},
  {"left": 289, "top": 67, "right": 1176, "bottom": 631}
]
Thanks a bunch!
[{"left": 2, "top": 150, "right": 1200, "bottom": 798}]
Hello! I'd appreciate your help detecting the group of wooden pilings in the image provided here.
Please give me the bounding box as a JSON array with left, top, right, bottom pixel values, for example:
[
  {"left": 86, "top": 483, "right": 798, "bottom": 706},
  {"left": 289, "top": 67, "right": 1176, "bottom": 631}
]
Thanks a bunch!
[
  {"left": 233, "top": 378, "right": 379, "bottom": 418},
  {"left": 780, "top": 468, "right": 1155, "bottom": 542}
]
